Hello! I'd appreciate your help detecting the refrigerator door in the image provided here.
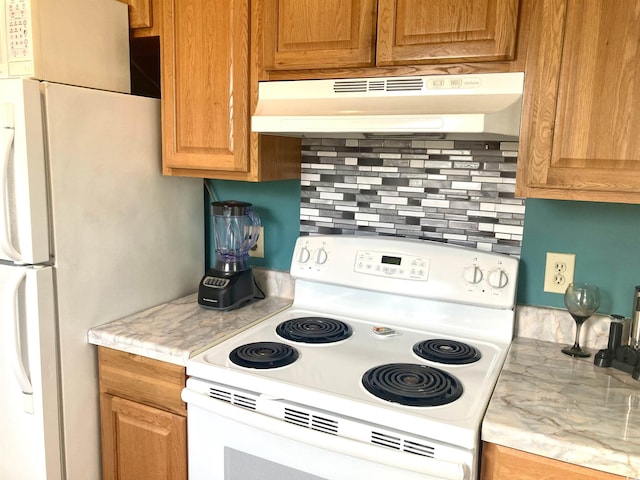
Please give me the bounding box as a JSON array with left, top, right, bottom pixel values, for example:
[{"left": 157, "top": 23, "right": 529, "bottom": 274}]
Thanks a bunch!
[
  {"left": 0, "top": 263, "right": 61, "bottom": 480},
  {"left": 0, "top": 78, "right": 50, "bottom": 264},
  {"left": 42, "top": 82, "right": 204, "bottom": 480}
]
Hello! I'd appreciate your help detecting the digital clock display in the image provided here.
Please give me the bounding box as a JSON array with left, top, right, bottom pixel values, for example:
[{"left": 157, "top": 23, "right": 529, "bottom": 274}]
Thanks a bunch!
[{"left": 381, "top": 255, "right": 402, "bottom": 266}]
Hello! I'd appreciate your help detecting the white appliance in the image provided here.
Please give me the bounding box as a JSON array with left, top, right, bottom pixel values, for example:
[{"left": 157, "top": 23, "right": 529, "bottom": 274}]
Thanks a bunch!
[
  {"left": 251, "top": 72, "right": 524, "bottom": 138},
  {"left": 183, "top": 235, "right": 519, "bottom": 480},
  {"left": 0, "top": 0, "right": 131, "bottom": 93},
  {"left": 0, "top": 78, "right": 204, "bottom": 480}
]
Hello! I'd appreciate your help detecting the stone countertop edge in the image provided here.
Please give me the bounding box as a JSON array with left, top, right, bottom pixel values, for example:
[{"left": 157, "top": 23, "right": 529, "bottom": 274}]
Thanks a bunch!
[
  {"left": 87, "top": 293, "right": 292, "bottom": 366},
  {"left": 482, "top": 336, "right": 640, "bottom": 479}
]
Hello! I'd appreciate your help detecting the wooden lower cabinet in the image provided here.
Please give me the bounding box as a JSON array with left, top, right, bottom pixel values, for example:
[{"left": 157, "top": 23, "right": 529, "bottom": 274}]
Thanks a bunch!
[
  {"left": 481, "top": 442, "right": 624, "bottom": 480},
  {"left": 98, "top": 347, "right": 187, "bottom": 480}
]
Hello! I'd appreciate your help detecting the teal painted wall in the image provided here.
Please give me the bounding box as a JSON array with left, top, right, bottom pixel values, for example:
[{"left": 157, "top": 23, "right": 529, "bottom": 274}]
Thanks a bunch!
[
  {"left": 518, "top": 199, "right": 640, "bottom": 317},
  {"left": 205, "top": 179, "right": 301, "bottom": 271},
  {"left": 204, "top": 179, "right": 640, "bottom": 317}
]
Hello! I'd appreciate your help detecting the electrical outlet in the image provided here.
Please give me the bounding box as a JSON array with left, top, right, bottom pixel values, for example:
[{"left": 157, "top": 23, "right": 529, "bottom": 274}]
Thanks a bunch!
[
  {"left": 543, "top": 252, "right": 576, "bottom": 294},
  {"left": 249, "top": 226, "right": 264, "bottom": 258}
]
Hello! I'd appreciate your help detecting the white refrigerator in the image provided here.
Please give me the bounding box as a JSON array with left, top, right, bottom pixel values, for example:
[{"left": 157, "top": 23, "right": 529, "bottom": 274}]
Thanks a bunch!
[{"left": 0, "top": 78, "right": 204, "bottom": 480}]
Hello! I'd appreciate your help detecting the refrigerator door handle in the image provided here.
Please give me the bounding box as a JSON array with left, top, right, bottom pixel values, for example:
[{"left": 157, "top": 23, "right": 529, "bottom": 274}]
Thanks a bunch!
[
  {"left": 4, "top": 268, "right": 34, "bottom": 413},
  {"left": 0, "top": 122, "right": 23, "bottom": 262}
]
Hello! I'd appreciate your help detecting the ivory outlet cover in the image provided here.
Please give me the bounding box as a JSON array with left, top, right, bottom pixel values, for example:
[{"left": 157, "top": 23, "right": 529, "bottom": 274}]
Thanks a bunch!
[{"left": 543, "top": 252, "right": 576, "bottom": 294}]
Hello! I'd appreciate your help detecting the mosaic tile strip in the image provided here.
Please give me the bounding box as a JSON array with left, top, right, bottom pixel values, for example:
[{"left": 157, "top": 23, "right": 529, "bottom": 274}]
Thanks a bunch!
[{"left": 300, "top": 137, "right": 525, "bottom": 256}]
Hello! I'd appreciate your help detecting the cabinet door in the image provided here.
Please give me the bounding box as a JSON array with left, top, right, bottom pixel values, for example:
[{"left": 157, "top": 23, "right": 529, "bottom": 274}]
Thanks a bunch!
[
  {"left": 481, "top": 442, "right": 624, "bottom": 480},
  {"left": 100, "top": 394, "right": 187, "bottom": 480},
  {"left": 376, "top": 0, "right": 520, "bottom": 65},
  {"left": 516, "top": 0, "right": 640, "bottom": 203},
  {"left": 161, "top": 0, "right": 250, "bottom": 174},
  {"left": 262, "top": 0, "right": 377, "bottom": 70},
  {"left": 118, "top": 0, "right": 160, "bottom": 37}
]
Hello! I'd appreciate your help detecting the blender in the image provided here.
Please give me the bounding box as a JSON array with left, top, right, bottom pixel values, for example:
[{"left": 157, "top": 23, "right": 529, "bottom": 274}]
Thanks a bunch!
[{"left": 198, "top": 200, "right": 264, "bottom": 310}]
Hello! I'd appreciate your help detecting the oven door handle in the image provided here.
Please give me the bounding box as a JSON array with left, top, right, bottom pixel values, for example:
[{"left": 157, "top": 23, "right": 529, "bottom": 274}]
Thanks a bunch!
[{"left": 182, "top": 388, "right": 467, "bottom": 480}]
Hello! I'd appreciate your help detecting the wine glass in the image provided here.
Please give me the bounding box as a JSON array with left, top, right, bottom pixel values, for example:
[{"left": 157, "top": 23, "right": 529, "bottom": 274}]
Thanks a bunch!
[{"left": 562, "top": 283, "right": 600, "bottom": 357}]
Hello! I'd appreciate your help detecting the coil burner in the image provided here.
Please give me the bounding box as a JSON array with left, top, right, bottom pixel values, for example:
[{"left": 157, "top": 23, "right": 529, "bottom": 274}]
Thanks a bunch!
[{"left": 362, "top": 363, "right": 464, "bottom": 407}]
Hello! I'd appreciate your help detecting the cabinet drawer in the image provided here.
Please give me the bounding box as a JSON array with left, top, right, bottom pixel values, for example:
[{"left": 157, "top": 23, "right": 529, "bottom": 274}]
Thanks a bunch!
[{"left": 98, "top": 347, "right": 186, "bottom": 416}]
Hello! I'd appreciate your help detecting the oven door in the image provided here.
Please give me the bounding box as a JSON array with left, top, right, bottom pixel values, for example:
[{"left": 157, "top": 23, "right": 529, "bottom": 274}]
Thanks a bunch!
[{"left": 183, "top": 381, "right": 470, "bottom": 480}]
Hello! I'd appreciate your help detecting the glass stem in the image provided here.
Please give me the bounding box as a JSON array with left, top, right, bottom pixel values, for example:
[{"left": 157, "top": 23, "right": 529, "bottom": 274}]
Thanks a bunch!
[{"left": 572, "top": 321, "right": 583, "bottom": 350}]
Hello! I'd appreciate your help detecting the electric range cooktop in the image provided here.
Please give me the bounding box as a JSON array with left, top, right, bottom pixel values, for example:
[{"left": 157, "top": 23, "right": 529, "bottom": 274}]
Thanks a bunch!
[{"left": 186, "top": 235, "right": 519, "bottom": 450}]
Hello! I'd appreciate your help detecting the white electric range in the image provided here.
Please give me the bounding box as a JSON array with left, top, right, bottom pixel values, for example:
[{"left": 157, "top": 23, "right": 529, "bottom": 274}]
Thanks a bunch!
[{"left": 183, "top": 235, "right": 519, "bottom": 480}]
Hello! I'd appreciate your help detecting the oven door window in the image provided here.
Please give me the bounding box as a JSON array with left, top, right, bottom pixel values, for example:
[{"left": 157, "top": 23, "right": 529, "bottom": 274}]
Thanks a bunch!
[
  {"left": 225, "top": 449, "right": 325, "bottom": 480},
  {"left": 187, "top": 402, "right": 468, "bottom": 480}
]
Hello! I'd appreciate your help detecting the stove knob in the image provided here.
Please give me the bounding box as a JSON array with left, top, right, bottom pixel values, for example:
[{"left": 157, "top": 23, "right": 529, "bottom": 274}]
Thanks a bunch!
[
  {"left": 298, "top": 246, "right": 311, "bottom": 264},
  {"left": 463, "top": 265, "right": 483, "bottom": 284},
  {"left": 314, "top": 247, "right": 328, "bottom": 265},
  {"left": 488, "top": 268, "right": 509, "bottom": 289}
]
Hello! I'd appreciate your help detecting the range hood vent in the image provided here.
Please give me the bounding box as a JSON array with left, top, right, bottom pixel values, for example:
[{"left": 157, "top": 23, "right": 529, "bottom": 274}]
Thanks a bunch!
[
  {"left": 333, "top": 77, "right": 425, "bottom": 93},
  {"left": 252, "top": 72, "right": 525, "bottom": 139}
]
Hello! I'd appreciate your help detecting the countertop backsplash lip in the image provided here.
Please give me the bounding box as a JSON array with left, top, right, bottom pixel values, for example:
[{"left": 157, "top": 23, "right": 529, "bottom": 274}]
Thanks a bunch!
[{"left": 515, "top": 303, "right": 611, "bottom": 351}]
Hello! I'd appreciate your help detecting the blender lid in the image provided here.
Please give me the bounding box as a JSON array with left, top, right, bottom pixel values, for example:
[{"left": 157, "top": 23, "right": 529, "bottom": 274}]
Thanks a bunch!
[{"left": 211, "top": 200, "right": 253, "bottom": 216}]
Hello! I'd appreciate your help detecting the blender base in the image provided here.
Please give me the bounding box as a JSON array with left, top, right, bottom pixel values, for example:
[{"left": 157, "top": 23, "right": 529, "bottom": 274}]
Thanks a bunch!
[{"left": 198, "top": 268, "right": 264, "bottom": 310}]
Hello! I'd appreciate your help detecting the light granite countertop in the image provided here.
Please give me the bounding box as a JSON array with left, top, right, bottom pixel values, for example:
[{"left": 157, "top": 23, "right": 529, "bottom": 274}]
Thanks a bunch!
[
  {"left": 87, "top": 293, "right": 292, "bottom": 366},
  {"left": 482, "top": 337, "right": 640, "bottom": 478}
]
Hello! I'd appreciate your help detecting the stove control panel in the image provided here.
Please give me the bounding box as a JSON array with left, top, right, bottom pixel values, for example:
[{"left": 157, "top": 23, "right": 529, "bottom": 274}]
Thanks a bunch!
[
  {"left": 354, "top": 251, "right": 429, "bottom": 280},
  {"left": 290, "top": 235, "right": 519, "bottom": 309}
]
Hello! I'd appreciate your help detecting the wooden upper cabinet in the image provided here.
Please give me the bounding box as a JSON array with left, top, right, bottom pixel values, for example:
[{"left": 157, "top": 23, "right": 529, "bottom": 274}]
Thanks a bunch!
[
  {"left": 376, "top": 0, "right": 519, "bottom": 65},
  {"left": 263, "top": 0, "right": 377, "bottom": 70},
  {"left": 160, "top": 0, "right": 300, "bottom": 181},
  {"left": 261, "top": 0, "right": 522, "bottom": 75},
  {"left": 161, "top": 0, "right": 250, "bottom": 174},
  {"left": 118, "top": 0, "right": 161, "bottom": 37},
  {"left": 516, "top": 0, "right": 640, "bottom": 203}
]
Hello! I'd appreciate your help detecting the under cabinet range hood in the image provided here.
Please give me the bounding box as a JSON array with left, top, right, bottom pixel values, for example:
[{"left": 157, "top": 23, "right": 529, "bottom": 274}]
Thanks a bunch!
[{"left": 251, "top": 72, "right": 525, "bottom": 139}]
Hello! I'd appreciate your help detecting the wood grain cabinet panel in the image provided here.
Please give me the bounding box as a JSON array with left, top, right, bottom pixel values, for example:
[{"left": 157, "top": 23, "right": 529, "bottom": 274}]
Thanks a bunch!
[
  {"left": 118, "top": 0, "right": 161, "bottom": 37},
  {"left": 376, "top": 0, "right": 520, "bottom": 65},
  {"left": 100, "top": 394, "right": 187, "bottom": 480},
  {"left": 98, "top": 347, "right": 187, "bottom": 480},
  {"left": 260, "top": 0, "right": 523, "bottom": 76},
  {"left": 160, "top": 0, "right": 300, "bottom": 180},
  {"left": 161, "top": 0, "right": 250, "bottom": 174},
  {"left": 481, "top": 442, "right": 624, "bottom": 480},
  {"left": 516, "top": 0, "right": 640, "bottom": 203},
  {"left": 262, "top": 0, "right": 377, "bottom": 70}
]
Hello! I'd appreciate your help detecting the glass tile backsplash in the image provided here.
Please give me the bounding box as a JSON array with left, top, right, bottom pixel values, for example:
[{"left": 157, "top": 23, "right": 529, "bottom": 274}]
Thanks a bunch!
[{"left": 300, "top": 137, "right": 525, "bottom": 256}]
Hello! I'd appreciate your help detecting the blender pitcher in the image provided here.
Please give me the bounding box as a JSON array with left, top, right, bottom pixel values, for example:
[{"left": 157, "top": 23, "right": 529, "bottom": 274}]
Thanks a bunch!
[
  {"left": 212, "top": 200, "right": 261, "bottom": 273},
  {"left": 198, "top": 200, "right": 264, "bottom": 310}
]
